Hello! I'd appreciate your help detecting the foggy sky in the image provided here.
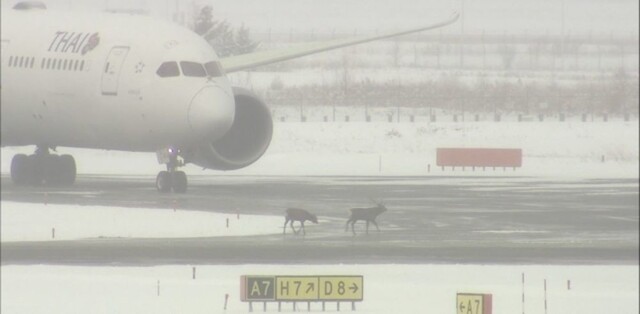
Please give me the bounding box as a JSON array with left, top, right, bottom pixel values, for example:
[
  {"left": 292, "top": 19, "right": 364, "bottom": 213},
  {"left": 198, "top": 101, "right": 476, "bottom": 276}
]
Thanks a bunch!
[{"left": 2, "top": 0, "right": 638, "bottom": 36}]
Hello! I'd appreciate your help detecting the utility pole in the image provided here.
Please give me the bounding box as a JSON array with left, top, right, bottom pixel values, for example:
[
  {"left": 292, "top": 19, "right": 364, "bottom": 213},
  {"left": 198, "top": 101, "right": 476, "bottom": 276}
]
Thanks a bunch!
[
  {"left": 459, "top": 0, "right": 465, "bottom": 68},
  {"left": 560, "top": 0, "right": 565, "bottom": 70}
]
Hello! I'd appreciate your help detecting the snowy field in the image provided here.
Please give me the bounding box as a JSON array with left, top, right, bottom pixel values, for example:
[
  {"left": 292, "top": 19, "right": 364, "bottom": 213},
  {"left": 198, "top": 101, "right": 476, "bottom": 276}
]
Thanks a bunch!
[
  {"left": 0, "top": 201, "right": 283, "bottom": 242},
  {"left": 2, "top": 197, "right": 638, "bottom": 313},
  {"left": 2, "top": 1, "right": 638, "bottom": 312},
  {"left": 2, "top": 191, "right": 638, "bottom": 313},
  {"left": 2, "top": 119, "right": 637, "bottom": 313},
  {"left": 1, "top": 264, "right": 637, "bottom": 314},
  {"left": 2, "top": 120, "right": 637, "bottom": 179}
]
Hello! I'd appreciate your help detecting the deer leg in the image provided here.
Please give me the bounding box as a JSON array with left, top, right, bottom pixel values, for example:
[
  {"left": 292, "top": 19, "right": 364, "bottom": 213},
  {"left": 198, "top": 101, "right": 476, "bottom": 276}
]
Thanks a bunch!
[
  {"left": 345, "top": 219, "right": 352, "bottom": 232},
  {"left": 372, "top": 219, "right": 380, "bottom": 232},
  {"left": 351, "top": 220, "right": 357, "bottom": 235},
  {"left": 301, "top": 222, "right": 306, "bottom": 235},
  {"left": 291, "top": 221, "right": 298, "bottom": 234},
  {"left": 283, "top": 218, "right": 290, "bottom": 234}
]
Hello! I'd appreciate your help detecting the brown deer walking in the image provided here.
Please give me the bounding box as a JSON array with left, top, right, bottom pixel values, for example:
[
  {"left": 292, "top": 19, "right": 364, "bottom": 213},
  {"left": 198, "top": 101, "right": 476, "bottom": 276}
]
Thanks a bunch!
[
  {"left": 284, "top": 208, "right": 318, "bottom": 235},
  {"left": 345, "top": 200, "right": 387, "bottom": 235}
]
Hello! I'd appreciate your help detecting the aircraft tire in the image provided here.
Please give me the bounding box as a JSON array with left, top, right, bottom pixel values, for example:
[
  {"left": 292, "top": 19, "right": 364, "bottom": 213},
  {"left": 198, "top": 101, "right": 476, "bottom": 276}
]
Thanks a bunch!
[
  {"left": 171, "top": 171, "right": 188, "bottom": 193},
  {"left": 26, "top": 155, "right": 44, "bottom": 185},
  {"left": 43, "top": 154, "right": 62, "bottom": 185},
  {"left": 156, "top": 171, "right": 172, "bottom": 193},
  {"left": 10, "top": 154, "right": 30, "bottom": 185},
  {"left": 59, "top": 155, "right": 76, "bottom": 185}
]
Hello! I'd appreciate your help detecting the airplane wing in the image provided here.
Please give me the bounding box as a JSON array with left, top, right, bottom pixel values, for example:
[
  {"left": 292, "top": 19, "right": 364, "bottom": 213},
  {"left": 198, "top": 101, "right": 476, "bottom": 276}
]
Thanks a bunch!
[{"left": 220, "top": 11, "right": 459, "bottom": 73}]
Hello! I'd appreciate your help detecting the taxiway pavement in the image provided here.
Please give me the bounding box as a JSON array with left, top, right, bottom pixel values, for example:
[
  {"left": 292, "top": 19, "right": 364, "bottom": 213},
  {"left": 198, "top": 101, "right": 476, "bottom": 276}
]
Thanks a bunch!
[{"left": 2, "top": 175, "right": 638, "bottom": 265}]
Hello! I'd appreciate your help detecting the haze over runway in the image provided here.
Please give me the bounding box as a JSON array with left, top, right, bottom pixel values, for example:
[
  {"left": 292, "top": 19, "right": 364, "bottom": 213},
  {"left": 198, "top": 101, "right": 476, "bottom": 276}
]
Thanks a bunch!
[{"left": 2, "top": 175, "right": 637, "bottom": 265}]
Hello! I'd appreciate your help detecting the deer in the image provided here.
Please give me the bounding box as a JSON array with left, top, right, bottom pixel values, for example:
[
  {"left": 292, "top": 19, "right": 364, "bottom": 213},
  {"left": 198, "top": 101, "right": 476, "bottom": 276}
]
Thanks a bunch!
[
  {"left": 345, "top": 199, "right": 387, "bottom": 235},
  {"left": 284, "top": 207, "right": 318, "bottom": 235}
]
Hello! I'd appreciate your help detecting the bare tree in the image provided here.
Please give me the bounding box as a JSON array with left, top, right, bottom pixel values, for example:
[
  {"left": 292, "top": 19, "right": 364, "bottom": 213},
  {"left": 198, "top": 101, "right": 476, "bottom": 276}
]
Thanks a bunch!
[
  {"left": 191, "top": 4, "right": 258, "bottom": 57},
  {"left": 498, "top": 44, "right": 517, "bottom": 70}
]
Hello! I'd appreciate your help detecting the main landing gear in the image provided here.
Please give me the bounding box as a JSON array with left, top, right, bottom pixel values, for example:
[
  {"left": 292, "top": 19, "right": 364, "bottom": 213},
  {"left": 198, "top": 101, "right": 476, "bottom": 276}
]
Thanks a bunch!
[
  {"left": 11, "top": 147, "right": 76, "bottom": 186},
  {"left": 155, "top": 148, "right": 187, "bottom": 193}
]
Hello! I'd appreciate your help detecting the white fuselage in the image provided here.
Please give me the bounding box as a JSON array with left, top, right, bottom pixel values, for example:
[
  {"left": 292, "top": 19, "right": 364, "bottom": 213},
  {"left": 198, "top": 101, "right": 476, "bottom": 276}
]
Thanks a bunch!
[{"left": 1, "top": 8, "right": 235, "bottom": 152}]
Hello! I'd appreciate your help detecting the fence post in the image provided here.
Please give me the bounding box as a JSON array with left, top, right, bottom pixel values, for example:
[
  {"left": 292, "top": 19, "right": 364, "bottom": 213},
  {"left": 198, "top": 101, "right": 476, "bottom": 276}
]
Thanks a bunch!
[
  {"left": 544, "top": 279, "right": 548, "bottom": 314},
  {"left": 522, "top": 273, "right": 525, "bottom": 314}
]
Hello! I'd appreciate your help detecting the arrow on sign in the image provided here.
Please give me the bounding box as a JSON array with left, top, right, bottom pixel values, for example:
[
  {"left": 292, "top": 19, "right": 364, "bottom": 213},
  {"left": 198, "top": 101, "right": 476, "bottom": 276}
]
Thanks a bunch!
[
  {"left": 459, "top": 302, "right": 465, "bottom": 313},
  {"left": 349, "top": 283, "right": 359, "bottom": 294},
  {"left": 306, "top": 282, "right": 315, "bottom": 294}
]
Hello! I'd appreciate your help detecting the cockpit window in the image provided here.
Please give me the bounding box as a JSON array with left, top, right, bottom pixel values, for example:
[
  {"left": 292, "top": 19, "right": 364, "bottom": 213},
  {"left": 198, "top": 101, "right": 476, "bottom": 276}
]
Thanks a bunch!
[
  {"left": 204, "top": 61, "right": 225, "bottom": 77},
  {"left": 156, "top": 61, "right": 180, "bottom": 77},
  {"left": 180, "top": 61, "right": 206, "bottom": 77}
]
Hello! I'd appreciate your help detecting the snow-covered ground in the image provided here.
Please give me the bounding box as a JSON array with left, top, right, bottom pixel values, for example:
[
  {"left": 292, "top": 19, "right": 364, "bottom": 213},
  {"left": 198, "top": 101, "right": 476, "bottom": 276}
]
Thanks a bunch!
[
  {"left": 2, "top": 119, "right": 638, "bottom": 312},
  {"left": 2, "top": 2, "right": 637, "bottom": 313},
  {"left": 2, "top": 119, "right": 637, "bottom": 179},
  {"left": 2, "top": 196, "right": 637, "bottom": 313},
  {"left": 1, "top": 264, "right": 637, "bottom": 314},
  {"left": 0, "top": 202, "right": 283, "bottom": 242}
]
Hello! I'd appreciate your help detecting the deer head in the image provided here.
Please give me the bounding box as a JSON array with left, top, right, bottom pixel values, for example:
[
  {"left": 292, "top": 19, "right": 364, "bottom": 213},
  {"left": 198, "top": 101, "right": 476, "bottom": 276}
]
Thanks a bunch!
[
  {"left": 369, "top": 198, "right": 388, "bottom": 214},
  {"left": 309, "top": 213, "right": 318, "bottom": 224}
]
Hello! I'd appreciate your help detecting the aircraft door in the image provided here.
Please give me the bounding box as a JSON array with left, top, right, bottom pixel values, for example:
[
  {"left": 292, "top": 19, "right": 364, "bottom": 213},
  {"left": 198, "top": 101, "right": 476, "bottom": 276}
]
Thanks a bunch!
[
  {"left": 1, "top": 40, "right": 9, "bottom": 79},
  {"left": 1, "top": 40, "right": 9, "bottom": 94},
  {"left": 101, "top": 46, "right": 130, "bottom": 96},
  {"left": 1, "top": 40, "right": 9, "bottom": 63}
]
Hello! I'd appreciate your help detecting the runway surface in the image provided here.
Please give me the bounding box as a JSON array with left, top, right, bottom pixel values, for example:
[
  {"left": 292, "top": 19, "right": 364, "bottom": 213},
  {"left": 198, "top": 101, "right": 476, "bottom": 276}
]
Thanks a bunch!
[{"left": 1, "top": 175, "right": 638, "bottom": 265}]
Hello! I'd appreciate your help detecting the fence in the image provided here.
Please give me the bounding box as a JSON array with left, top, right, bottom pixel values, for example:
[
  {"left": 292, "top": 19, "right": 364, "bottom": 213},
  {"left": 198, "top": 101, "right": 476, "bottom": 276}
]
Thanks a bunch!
[{"left": 269, "top": 105, "right": 638, "bottom": 124}]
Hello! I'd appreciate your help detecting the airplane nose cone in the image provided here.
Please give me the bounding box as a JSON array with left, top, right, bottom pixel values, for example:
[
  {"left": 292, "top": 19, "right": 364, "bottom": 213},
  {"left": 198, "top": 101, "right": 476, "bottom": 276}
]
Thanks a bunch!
[{"left": 188, "top": 86, "right": 235, "bottom": 140}]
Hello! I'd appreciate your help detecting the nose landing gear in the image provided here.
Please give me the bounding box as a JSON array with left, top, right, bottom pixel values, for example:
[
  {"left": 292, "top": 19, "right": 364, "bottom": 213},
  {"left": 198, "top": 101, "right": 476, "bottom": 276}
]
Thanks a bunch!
[
  {"left": 155, "top": 148, "right": 188, "bottom": 193},
  {"left": 155, "top": 170, "right": 187, "bottom": 193}
]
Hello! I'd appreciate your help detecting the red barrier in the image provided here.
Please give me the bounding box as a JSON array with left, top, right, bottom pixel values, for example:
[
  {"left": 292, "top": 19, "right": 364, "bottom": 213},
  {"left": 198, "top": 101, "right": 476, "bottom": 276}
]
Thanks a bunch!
[{"left": 436, "top": 148, "right": 522, "bottom": 167}]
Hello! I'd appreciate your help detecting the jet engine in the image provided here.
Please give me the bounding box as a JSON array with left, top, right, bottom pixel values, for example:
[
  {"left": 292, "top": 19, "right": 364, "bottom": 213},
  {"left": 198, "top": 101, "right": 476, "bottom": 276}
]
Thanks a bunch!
[{"left": 187, "top": 87, "right": 273, "bottom": 170}]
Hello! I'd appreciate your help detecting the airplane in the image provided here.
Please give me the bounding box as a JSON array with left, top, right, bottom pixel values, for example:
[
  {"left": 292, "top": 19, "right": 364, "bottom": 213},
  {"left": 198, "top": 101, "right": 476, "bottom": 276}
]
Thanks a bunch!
[{"left": 1, "top": 1, "right": 458, "bottom": 193}]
